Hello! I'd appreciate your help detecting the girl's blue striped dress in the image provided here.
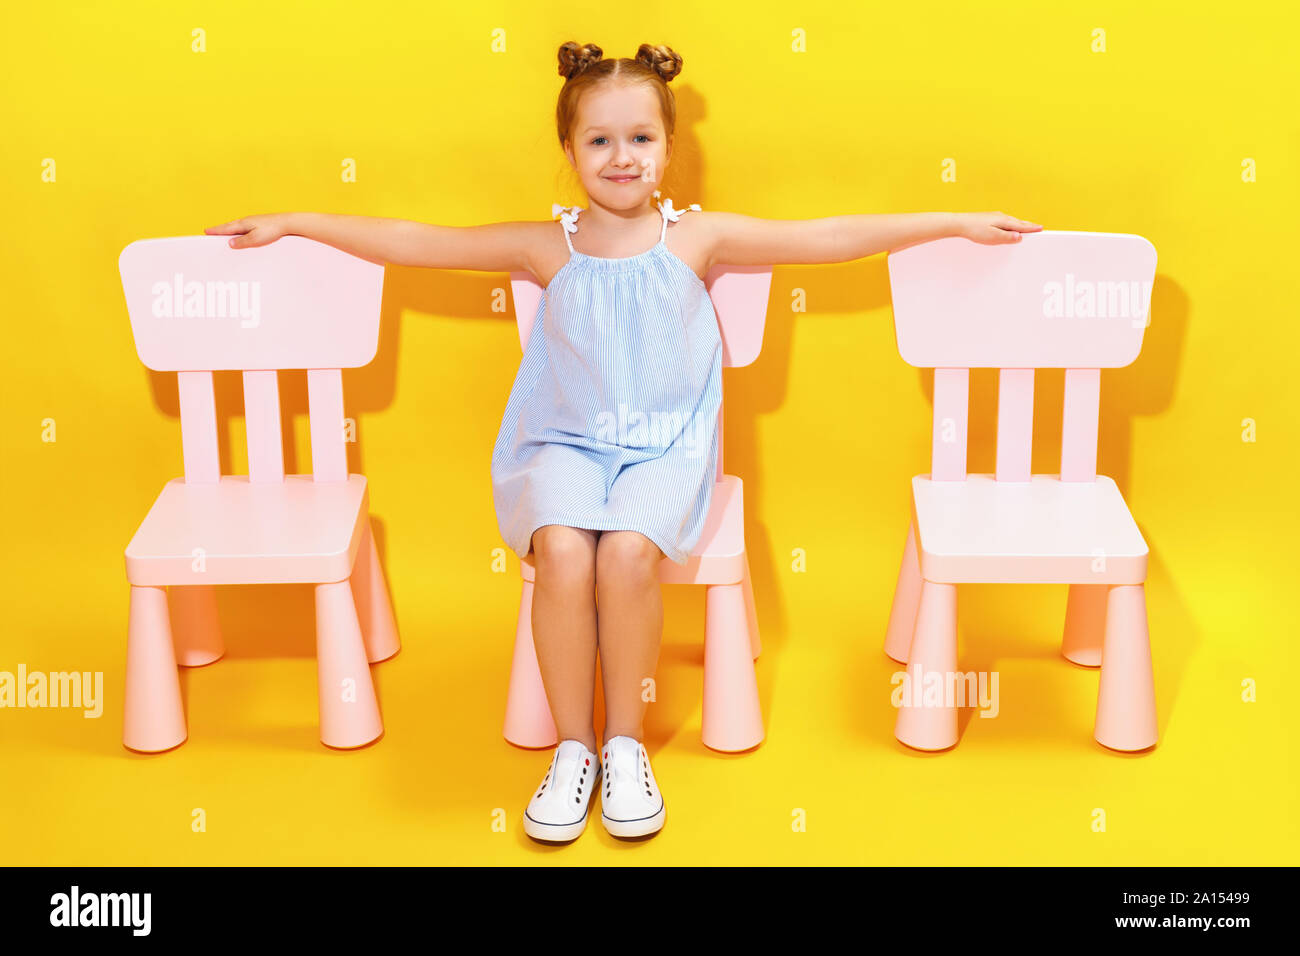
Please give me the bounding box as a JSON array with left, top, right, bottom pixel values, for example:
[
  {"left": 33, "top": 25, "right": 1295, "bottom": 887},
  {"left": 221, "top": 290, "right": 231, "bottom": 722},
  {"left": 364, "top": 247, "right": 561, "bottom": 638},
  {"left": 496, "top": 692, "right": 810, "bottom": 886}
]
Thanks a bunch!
[{"left": 490, "top": 196, "right": 722, "bottom": 566}]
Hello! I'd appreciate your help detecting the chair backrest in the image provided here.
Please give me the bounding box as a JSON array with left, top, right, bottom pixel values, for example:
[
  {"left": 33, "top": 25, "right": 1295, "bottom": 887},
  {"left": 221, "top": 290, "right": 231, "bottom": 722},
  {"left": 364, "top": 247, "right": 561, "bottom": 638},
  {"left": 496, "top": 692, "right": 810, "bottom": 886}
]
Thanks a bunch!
[
  {"left": 118, "top": 235, "right": 385, "bottom": 484},
  {"left": 886, "top": 230, "right": 1157, "bottom": 483},
  {"left": 509, "top": 263, "right": 773, "bottom": 481}
]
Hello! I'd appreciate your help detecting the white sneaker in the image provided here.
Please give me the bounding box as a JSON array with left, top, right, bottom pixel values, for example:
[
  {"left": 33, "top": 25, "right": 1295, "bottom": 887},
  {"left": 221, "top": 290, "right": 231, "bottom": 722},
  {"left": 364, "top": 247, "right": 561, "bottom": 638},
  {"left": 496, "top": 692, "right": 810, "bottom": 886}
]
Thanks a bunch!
[
  {"left": 600, "top": 736, "right": 666, "bottom": 838},
  {"left": 522, "top": 739, "right": 601, "bottom": 843}
]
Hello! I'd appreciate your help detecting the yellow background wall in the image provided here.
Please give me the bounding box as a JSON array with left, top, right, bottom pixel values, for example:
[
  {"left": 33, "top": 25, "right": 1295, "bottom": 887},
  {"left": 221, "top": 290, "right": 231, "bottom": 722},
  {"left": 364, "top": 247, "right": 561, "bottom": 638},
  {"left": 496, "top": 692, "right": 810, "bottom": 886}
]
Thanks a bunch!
[{"left": 2, "top": 1, "right": 1295, "bottom": 864}]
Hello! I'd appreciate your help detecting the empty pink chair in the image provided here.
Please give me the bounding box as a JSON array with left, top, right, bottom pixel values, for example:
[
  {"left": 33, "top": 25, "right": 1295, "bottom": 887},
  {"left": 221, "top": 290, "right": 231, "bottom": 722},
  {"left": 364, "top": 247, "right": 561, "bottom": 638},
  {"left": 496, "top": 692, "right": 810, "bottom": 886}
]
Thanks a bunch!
[
  {"left": 117, "top": 235, "right": 399, "bottom": 752},
  {"left": 502, "top": 264, "right": 772, "bottom": 753},
  {"left": 883, "top": 231, "right": 1159, "bottom": 752}
]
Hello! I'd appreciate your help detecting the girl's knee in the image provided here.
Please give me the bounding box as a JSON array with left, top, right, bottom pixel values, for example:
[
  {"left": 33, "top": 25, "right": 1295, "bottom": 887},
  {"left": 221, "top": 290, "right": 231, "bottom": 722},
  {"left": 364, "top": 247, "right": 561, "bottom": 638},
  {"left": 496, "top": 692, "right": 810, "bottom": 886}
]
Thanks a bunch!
[
  {"left": 532, "top": 525, "right": 597, "bottom": 585},
  {"left": 596, "top": 531, "right": 663, "bottom": 584}
]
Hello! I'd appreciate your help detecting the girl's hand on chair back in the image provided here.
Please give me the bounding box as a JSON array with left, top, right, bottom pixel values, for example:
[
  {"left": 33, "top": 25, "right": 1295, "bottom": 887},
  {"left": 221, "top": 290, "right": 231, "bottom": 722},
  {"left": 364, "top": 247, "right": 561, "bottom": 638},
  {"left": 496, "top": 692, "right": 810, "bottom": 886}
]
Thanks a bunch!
[
  {"left": 956, "top": 211, "right": 1043, "bottom": 244},
  {"left": 204, "top": 213, "right": 295, "bottom": 249}
]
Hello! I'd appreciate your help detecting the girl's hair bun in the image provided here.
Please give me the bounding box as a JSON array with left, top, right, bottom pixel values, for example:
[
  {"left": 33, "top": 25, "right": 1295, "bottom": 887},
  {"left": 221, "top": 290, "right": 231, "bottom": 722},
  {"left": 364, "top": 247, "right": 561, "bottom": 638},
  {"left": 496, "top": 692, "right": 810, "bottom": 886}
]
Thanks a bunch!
[
  {"left": 634, "top": 43, "right": 683, "bottom": 83},
  {"left": 558, "top": 41, "right": 603, "bottom": 80}
]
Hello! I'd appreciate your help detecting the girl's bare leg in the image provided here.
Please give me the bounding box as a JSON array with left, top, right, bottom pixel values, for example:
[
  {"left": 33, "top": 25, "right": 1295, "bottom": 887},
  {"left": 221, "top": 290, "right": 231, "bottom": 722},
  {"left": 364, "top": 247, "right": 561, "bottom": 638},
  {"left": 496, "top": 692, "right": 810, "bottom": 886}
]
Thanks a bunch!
[
  {"left": 529, "top": 524, "right": 600, "bottom": 753},
  {"left": 594, "top": 531, "right": 665, "bottom": 746}
]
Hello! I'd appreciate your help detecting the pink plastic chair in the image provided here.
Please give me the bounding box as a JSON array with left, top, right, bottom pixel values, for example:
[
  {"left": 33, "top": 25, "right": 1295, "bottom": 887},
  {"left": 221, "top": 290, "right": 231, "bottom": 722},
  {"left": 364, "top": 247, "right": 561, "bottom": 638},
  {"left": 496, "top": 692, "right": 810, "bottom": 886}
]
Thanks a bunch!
[
  {"left": 501, "top": 264, "right": 772, "bottom": 752},
  {"left": 883, "top": 230, "right": 1159, "bottom": 752},
  {"left": 117, "top": 235, "right": 399, "bottom": 752}
]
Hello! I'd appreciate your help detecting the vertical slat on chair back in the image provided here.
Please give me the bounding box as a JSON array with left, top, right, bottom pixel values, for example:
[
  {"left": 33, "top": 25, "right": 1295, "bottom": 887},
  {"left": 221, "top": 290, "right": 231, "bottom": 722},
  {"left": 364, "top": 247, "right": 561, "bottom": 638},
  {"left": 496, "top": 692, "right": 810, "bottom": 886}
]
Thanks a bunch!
[
  {"left": 510, "top": 263, "right": 773, "bottom": 483},
  {"left": 307, "top": 369, "right": 349, "bottom": 482},
  {"left": 930, "top": 368, "right": 969, "bottom": 481},
  {"left": 1060, "top": 368, "right": 1101, "bottom": 481},
  {"left": 119, "top": 235, "right": 385, "bottom": 482},
  {"left": 177, "top": 371, "right": 220, "bottom": 483},
  {"left": 716, "top": 402, "right": 725, "bottom": 482},
  {"left": 887, "top": 231, "right": 1156, "bottom": 483},
  {"left": 306, "top": 369, "right": 348, "bottom": 481}
]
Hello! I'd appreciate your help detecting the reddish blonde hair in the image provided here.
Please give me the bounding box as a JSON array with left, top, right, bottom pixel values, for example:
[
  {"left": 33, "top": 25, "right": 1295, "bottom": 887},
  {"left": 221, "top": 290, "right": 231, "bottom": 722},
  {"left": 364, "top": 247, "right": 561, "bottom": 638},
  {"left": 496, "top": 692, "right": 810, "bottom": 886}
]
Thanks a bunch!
[{"left": 554, "top": 42, "right": 683, "bottom": 152}]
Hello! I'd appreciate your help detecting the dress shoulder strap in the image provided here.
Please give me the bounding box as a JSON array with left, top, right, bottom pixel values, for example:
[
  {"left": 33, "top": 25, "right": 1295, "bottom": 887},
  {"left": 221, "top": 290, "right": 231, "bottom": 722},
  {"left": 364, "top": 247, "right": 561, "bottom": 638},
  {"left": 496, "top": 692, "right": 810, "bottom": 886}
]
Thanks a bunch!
[
  {"left": 551, "top": 203, "right": 583, "bottom": 254},
  {"left": 654, "top": 193, "right": 703, "bottom": 242}
]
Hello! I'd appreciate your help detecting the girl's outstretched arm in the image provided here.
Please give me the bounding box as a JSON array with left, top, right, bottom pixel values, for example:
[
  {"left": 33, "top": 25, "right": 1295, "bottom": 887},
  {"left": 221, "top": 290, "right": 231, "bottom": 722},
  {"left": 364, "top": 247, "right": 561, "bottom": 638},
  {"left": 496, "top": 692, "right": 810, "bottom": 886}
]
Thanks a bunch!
[
  {"left": 701, "top": 210, "right": 1043, "bottom": 269},
  {"left": 205, "top": 212, "right": 543, "bottom": 273}
]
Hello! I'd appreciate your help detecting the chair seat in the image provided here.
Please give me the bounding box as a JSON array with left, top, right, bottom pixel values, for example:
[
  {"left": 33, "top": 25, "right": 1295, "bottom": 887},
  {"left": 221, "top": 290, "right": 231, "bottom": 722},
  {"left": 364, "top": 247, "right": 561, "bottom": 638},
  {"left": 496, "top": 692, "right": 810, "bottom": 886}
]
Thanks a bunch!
[
  {"left": 521, "top": 474, "right": 747, "bottom": 585},
  {"left": 124, "top": 475, "right": 369, "bottom": 586},
  {"left": 912, "top": 473, "right": 1147, "bottom": 584}
]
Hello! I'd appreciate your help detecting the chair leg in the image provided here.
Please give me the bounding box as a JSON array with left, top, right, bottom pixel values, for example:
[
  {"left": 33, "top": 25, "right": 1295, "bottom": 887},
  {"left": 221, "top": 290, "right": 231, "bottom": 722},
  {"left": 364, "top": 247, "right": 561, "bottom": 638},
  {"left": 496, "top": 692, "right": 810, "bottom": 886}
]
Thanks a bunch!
[
  {"left": 894, "top": 580, "right": 959, "bottom": 751},
  {"left": 169, "top": 585, "right": 224, "bottom": 667},
  {"left": 1062, "top": 583, "right": 1106, "bottom": 667},
  {"left": 702, "top": 582, "right": 764, "bottom": 752},
  {"left": 123, "top": 585, "right": 187, "bottom": 752},
  {"left": 741, "top": 552, "right": 761, "bottom": 659},
  {"left": 1094, "top": 584, "right": 1158, "bottom": 752},
  {"left": 314, "top": 580, "right": 383, "bottom": 749},
  {"left": 884, "top": 520, "right": 922, "bottom": 664},
  {"left": 349, "top": 517, "right": 401, "bottom": 663},
  {"left": 503, "top": 579, "right": 558, "bottom": 748}
]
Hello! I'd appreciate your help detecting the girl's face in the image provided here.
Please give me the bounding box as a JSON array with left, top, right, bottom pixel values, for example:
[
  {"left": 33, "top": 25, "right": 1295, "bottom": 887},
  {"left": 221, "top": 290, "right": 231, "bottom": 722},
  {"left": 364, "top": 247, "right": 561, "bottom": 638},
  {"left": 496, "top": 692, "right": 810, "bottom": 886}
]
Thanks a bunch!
[{"left": 565, "top": 83, "right": 672, "bottom": 211}]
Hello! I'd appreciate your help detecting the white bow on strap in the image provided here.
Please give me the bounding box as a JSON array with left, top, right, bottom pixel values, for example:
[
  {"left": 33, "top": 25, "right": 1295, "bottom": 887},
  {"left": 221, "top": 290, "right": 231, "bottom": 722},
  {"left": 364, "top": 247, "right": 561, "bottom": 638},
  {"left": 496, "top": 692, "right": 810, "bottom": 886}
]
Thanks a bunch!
[
  {"left": 551, "top": 203, "right": 583, "bottom": 234},
  {"left": 655, "top": 196, "right": 702, "bottom": 222}
]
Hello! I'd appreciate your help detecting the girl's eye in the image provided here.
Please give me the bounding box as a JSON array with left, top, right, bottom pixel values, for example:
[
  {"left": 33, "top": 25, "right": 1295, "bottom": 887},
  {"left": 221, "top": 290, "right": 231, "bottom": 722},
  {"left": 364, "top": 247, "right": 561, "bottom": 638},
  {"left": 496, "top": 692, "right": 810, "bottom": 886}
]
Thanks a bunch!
[{"left": 591, "top": 135, "right": 652, "bottom": 146}]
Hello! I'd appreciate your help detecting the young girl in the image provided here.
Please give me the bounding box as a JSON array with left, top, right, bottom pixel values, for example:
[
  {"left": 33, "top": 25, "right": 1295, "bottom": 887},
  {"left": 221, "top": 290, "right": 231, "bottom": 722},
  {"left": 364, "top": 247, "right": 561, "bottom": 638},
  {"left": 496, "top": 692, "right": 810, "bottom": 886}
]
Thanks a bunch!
[{"left": 207, "top": 40, "right": 1041, "bottom": 844}]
